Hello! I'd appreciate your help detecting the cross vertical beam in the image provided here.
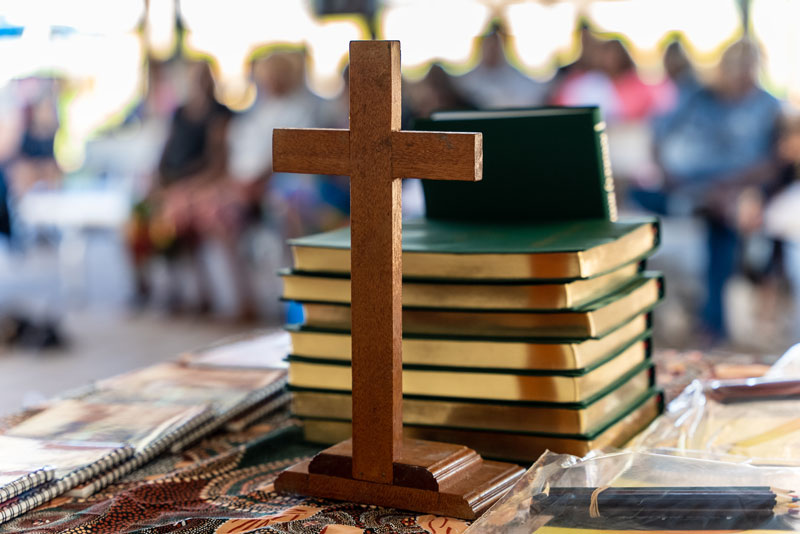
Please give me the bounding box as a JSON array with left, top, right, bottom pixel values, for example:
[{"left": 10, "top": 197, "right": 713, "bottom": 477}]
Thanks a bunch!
[{"left": 349, "top": 40, "right": 402, "bottom": 484}]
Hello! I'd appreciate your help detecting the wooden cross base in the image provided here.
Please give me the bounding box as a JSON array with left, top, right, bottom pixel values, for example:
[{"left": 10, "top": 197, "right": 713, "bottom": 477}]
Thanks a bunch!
[{"left": 275, "top": 438, "right": 524, "bottom": 519}]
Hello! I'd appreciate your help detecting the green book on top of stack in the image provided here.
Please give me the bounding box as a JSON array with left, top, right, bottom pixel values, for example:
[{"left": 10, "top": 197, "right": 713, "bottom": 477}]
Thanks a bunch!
[
  {"left": 289, "top": 217, "right": 659, "bottom": 281},
  {"left": 413, "top": 106, "right": 616, "bottom": 222}
]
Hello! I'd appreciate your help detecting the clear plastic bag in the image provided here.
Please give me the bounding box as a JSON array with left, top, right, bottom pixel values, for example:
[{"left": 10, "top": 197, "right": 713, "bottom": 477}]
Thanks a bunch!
[
  {"left": 468, "top": 449, "right": 800, "bottom": 533},
  {"left": 767, "top": 343, "right": 800, "bottom": 379},
  {"left": 630, "top": 376, "right": 800, "bottom": 465}
]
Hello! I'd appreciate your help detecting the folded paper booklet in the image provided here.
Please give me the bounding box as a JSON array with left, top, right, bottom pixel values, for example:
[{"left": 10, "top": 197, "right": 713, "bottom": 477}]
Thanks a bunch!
[
  {"left": 302, "top": 388, "right": 662, "bottom": 462},
  {"left": 180, "top": 330, "right": 291, "bottom": 370},
  {"left": 93, "top": 362, "right": 286, "bottom": 417},
  {"left": 0, "top": 435, "right": 132, "bottom": 524},
  {"left": 6, "top": 399, "right": 212, "bottom": 498},
  {"left": 288, "top": 335, "right": 650, "bottom": 403},
  {"left": 281, "top": 261, "right": 642, "bottom": 311},
  {"left": 89, "top": 362, "right": 288, "bottom": 451},
  {"left": 298, "top": 274, "right": 662, "bottom": 339},
  {"left": 7, "top": 399, "right": 210, "bottom": 451},
  {"left": 287, "top": 314, "right": 650, "bottom": 371},
  {"left": 292, "top": 361, "right": 655, "bottom": 435},
  {"left": 289, "top": 217, "right": 658, "bottom": 280}
]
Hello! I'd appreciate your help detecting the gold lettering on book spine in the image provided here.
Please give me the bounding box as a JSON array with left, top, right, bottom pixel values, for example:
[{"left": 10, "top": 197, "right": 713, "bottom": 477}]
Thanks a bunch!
[{"left": 595, "top": 122, "right": 618, "bottom": 222}]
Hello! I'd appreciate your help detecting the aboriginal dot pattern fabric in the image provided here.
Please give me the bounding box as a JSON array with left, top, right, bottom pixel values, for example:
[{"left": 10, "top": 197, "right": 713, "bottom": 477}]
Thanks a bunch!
[{"left": 0, "top": 414, "right": 470, "bottom": 534}]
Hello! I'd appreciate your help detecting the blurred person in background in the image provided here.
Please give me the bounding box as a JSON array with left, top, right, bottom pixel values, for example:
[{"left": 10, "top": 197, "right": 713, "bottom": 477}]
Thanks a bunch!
[
  {"left": 226, "top": 49, "right": 328, "bottom": 319},
  {"left": 128, "top": 60, "right": 242, "bottom": 317},
  {"left": 123, "top": 59, "right": 178, "bottom": 129},
  {"left": 5, "top": 85, "right": 61, "bottom": 198},
  {"left": 549, "top": 24, "right": 620, "bottom": 119},
  {"left": 406, "top": 63, "right": 475, "bottom": 119},
  {"left": 90, "top": 59, "right": 177, "bottom": 200},
  {"left": 631, "top": 39, "right": 700, "bottom": 212},
  {"left": 404, "top": 63, "right": 477, "bottom": 218},
  {"left": 0, "top": 81, "right": 64, "bottom": 348},
  {"left": 455, "top": 22, "right": 547, "bottom": 109},
  {"left": 661, "top": 38, "right": 700, "bottom": 111},
  {"left": 228, "top": 49, "right": 348, "bottom": 241},
  {"left": 0, "top": 84, "right": 21, "bottom": 242},
  {"left": 646, "top": 38, "right": 781, "bottom": 342},
  {"left": 761, "top": 112, "right": 800, "bottom": 339},
  {"left": 601, "top": 39, "right": 671, "bottom": 121},
  {"left": 228, "top": 50, "right": 321, "bottom": 188}
]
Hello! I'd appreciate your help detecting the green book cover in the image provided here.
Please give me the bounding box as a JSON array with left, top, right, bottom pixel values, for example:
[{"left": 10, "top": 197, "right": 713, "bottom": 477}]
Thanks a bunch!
[
  {"left": 294, "top": 274, "right": 663, "bottom": 339},
  {"left": 299, "top": 386, "right": 663, "bottom": 440},
  {"left": 288, "top": 216, "right": 659, "bottom": 281},
  {"left": 291, "top": 273, "right": 663, "bottom": 314},
  {"left": 286, "top": 330, "right": 651, "bottom": 377},
  {"left": 289, "top": 217, "right": 657, "bottom": 256},
  {"left": 412, "top": 106, "right": 616, "bottom": 222},
  {"left": 410, "top": 387, "right": 663, "bottom": 441},
  {"left": 288, "top": 360, "right": 656, "bottom": 410},
  {"left": 285, "top": 312, "right": 653, "bottom": 344}
]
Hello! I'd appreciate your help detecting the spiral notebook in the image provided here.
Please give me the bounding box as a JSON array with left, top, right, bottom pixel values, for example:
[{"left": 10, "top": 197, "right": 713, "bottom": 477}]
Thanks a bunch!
[
  {"left": 0, "top": 466, "right": 53, "bottom": 506},
  {"left": 5, "top": 399, "right": 212, "bottom": 499},
  {"left": 88, "top": 362, "right": 288, "bottom": 450},
  {"left": 0, "top": 435, "right": 133, "bottom": 524}
]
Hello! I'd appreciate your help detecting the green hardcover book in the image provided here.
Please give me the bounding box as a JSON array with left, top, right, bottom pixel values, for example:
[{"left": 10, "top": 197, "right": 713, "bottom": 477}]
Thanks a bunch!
[
  {"left": 291, "top": 360, "right": 656, "bottom": 434},
  {"left": 287, "top": 336, "right": 650, "bottom": 403},
  {"left": 287, "top": 313, "right": 651, "bottom": 371},
  {"left": 300, "top": 387, "right": 663, "bottom": 462},
  {"left": 297, "top": 273, "right": 663, "bottom": 339},
  {"left": 412, "top": 107, "right": 616, "bottom": 222},
  {"left": 288, "top": 217, "right": 658, "bottom": 281},
  {"left": 281, "top": 260, "right": 643, "bottom": 311}
]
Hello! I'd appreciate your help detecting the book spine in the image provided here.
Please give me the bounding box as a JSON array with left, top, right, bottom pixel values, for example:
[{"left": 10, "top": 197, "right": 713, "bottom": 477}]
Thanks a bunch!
[
  {"left": 594, "top": 118, "right": 618, "bottom": 222},
  {"left": 0, "top": 468, "right": 54, "bottom": 504}
]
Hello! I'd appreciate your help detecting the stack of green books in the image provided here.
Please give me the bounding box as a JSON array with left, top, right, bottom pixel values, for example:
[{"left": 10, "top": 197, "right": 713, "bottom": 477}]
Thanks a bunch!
[{"left": 281, "top": 107, "right": 664, "bottom": 463}]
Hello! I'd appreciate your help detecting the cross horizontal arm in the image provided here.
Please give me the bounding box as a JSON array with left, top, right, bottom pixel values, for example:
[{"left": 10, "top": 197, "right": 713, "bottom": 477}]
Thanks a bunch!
[
  {"left": 392, "top": 131, "right": 482, "bottom": 182},
  {"left": 273, "top": 128, "right": 350, "bottom": 175},
  {"left": 273, "top": 128, "right": 482, "bottom": 182}
]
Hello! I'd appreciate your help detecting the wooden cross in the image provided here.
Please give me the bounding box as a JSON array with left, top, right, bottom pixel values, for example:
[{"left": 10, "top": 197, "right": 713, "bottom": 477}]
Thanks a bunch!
[{"left": 273, "top": 40, "right": 523, "bottom": 519}]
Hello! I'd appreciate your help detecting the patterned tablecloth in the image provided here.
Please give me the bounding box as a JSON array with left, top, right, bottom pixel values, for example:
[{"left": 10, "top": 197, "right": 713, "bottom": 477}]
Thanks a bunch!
[
  {"left": 0, "top": 413, "right": 471, "bottom": 534},
  {"left": 1, "top": 348, "right": 774, "bottom": 534}
]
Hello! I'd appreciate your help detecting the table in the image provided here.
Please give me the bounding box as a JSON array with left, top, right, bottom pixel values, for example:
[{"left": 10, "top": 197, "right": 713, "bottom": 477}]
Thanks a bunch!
[
  {"left": 0, "top": 411, "right": 472, "bottom": 534},
  {"left": 1, "top": 348, "right": 777, "bottom": 534}
]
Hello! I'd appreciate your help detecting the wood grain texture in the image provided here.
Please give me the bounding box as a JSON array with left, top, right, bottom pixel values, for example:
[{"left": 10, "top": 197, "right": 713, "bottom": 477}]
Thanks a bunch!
[
  {"left": 349, "top": 40, "right": 403, "bottom": 484},
  {"left": 275, "top": 455, "right": 524, "bottom": 520},
  {"left": 273, "top": 128, "right": 350, "bottom": 175},
  {"left": 392, "top": 130, "right": 482, "bottom": 181},
  {"left": 307, "top": 439, "right": 481, "bottom": 491},
  {"left": 271, "top": 41, "right": 524, "bottom": 516}
]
